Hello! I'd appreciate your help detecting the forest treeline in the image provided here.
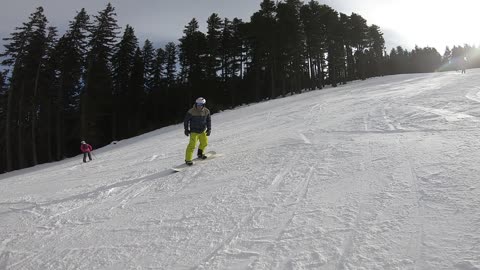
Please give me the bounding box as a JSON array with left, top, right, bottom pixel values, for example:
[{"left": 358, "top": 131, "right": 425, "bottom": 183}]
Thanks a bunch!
[{"left": 0, "top": 0, "right": 479, "bottom": 172}]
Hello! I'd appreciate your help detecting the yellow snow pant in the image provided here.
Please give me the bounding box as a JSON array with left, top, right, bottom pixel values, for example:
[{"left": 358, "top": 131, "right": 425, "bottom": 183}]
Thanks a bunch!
[{"left": 185, "top": 131, "right": 208, "bottom": 161}]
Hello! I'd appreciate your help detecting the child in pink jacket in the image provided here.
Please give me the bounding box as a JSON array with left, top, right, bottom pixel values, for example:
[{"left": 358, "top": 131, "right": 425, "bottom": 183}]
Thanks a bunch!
[{"left": 80, "top": 141, "right": 93, "bottom": 163}]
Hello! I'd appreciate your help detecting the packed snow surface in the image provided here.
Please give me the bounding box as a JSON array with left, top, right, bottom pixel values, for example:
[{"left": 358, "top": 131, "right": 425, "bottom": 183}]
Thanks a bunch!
[{"left": 1, "top": 70, "right": 480, "bottom": 270}]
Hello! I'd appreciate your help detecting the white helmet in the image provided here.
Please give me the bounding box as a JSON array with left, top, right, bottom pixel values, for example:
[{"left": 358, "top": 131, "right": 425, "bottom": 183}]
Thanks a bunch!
[
  {"left": 81, "top": 141, "right": 86, "bottom": 144},
  {"left": 195, "top": 97, "right": 206, "bottom": 106}
]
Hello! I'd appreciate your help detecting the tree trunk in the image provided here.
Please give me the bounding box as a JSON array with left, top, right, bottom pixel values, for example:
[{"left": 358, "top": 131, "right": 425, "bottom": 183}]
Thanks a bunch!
[
  {"left": 80, "top": 92, "right": 88, "bottom": 139},
  {"left": 17, "top": 82, "right": 26, "bottom": 169},
  {"left": 5, "top": 82, "right": 14, "bottom": 171},
  {"left": 308, "top": 54, "right": 315, "bottom": 90},
  {"left": 240, "top": 52, "right": 244, "bottom": 79},
  {"left": 56, "top": 78, "right": 63, "bottom": 160},
  {"left": 112, "top": 110, "right": 117, "bottom": 140},
  {"left": 270, "top": 61, "right": 275, "bottom": 98},
  {"left": 230, "top": 80, "right": 235, "bottom": 108},
  {"left": 82, "top": 61, "right": 93, "bottom": 140},
  {"left": 47, "top": 100, "right": 53, "bottom": 161},
  {"left": 255, "top": 65, "right": 261, "bottom": 102},
  {"left": 318, "top": 55, "right": 324, "bottom": 89},
  {"left": 346, "top": 45, "right": 354, "bottom": 81},
  {"left": 111, "top": 95, "right": 118, "bottom": 140},
  {"left": 31, "top": 64, "right": 42, "bottom": 166}
]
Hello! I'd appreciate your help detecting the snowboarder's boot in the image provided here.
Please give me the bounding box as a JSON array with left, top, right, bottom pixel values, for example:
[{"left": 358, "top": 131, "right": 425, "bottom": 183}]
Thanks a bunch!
[
  {"left": 197, "top": 149, "right": 207, "bottom": 160},
  {"left": 185, "top": 160, "right": 193, "bottom": 166}
]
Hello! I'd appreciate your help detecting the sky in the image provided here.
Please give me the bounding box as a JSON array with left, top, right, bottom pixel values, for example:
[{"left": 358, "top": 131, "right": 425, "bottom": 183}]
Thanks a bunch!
[
  {"left": 1, "top": 68, "right": 480, "bottom": 268},
  {"left": 0, "top": 0, "right": 478, "bottom": 54}
]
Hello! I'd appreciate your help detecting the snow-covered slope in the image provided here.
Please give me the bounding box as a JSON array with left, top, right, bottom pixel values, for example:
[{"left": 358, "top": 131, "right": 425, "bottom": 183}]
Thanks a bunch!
[{"left": 1, "top": 70, "right": 480, "bottom": 270}]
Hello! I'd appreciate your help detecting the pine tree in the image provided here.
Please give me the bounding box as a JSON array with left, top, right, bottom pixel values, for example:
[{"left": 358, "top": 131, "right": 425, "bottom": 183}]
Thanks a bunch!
[
  {"left": 164, "top": 42, "right": 177, "bottom": 87},
  {"left": 111, "top": 24, "right": 138, "bottom": 139},
  {"left": 142, "top": 39, "right": 156, "bottom": 93},
  {"left": 1, "top": 7, "right": 50, "bottom": 169},
  {"left": 55, "top": 10, "right": 89, "bottom": 112},
  {"left": 179, "top": 18, "right": 207, "bottom": 90},
  {"left": 0, "top": 71, "right": 6, "bottom": 94},
  {"left": 247, "top": 0, "right": 278, "bottom": 100},
  {"left": 391, "top": 47, "right": 406, "bottom": 74},
  {"left": 366, "top": 24, "right": 385, "bottom": 77},
  {"left": 320, "top": 6, "right": 344, "bottom": 86},
  {"left": 228, "top": 18, "right": 247, "bottom": 106},
  {"left": 26, "top": 8, "right": 50, "bottom": 166},
  {"left": 54, "top": 8, "right": 90, "bottom": 160},
  {"left": 34, "top": 26, "right": 59, "bottom": 164},
  {"left": 410, "top": 46, "right": 441, "bottom": 73},
  {"left": 220, "top": 18, "right": 236, "bottom": 106},
  {"left": 206, "top": 13, "right": 223, "bottom": 80},
  {"left": 220, "top": 18, "right": 232, "bottom": 80},
  {"left": 0, "top": 71, "right": 6, "bottom": 172},
  {"left": 339, "top": 13, "right": 354, "bottom": 82},
  {"left": 440, "top": 46, "right": 451, "bottom": 70},
  {"left": 277, "top": 0, "right": 305, "bottom": 94},
  {"left": 230, "top": 18, "right": 245, "bottom": 80},
  {"left": 1, "top": 22, "right": 30, "bottom": 171},
  {"left": 152, "top": 47, "right": 166, "bottom": 91},
  {"left": 113, "top": 25, "right": 137, "bottom": 97},
  {"left": 126, "top": 47, "right": 145, "bottom": 135},
  {"left": 83, "top": 3, "right": 119, "bottom": 145},
  {"left": 349, "top": 13, "right": 369, "bottom": 80},
  {"left": 451, "top": 46, "right": 466, "bottom": 71},
  {"left": 144, "top": 46, "right": 164, "bottom": 129},
  {"left": 301, "top": 1, "right": 328, "bottom": 89}
]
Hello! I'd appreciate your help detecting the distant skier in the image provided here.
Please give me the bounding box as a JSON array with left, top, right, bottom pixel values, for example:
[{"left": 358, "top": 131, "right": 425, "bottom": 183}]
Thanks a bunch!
[
  {"left": 80, "top": 141, "right": 93, "bottom": 163},
  {"left": 461, "top": 57, "right": 467, "bottom": 74},
  {"left": 184, "top": 97, "right": 211, "bottom": 165}
]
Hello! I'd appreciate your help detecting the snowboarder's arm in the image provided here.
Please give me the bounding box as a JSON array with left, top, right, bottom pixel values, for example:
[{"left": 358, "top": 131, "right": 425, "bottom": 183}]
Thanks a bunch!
[
  {"left": 184, "top": 111, "right": 192, "bottom": 130},
  {"left": 206, "top": 112, "right": 211, "bottom": 131}
]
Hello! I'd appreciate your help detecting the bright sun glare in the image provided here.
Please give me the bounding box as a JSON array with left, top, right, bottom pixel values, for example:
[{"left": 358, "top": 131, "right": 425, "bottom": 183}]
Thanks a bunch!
[{"left": 374, "top": 0, "right": 479, "bottom": 50}]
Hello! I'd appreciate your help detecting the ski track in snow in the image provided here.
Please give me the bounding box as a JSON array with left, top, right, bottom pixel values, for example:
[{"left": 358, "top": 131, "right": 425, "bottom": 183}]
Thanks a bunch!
[{"left": 1, "top": 71, "right": 480, "bottom": 269}]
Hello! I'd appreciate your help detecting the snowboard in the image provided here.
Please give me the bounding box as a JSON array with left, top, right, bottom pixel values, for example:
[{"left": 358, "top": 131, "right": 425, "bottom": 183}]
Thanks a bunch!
[{"left": 172, "top": 151, "right": 218, "bottom": 172}]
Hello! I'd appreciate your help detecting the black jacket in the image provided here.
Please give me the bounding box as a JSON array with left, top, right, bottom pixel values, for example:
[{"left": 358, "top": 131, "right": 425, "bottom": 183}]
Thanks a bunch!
[{"left": 184, "top": 106, "right": 211, "bottom": 133}]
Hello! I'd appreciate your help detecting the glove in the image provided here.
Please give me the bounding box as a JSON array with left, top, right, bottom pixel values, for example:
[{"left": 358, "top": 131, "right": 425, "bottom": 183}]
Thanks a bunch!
[
  {"left": 206, "top": 129, "right": 211, "bottom": 136},
  {"left": 184, "top": 129, "right": 190, "bottom": 136}
]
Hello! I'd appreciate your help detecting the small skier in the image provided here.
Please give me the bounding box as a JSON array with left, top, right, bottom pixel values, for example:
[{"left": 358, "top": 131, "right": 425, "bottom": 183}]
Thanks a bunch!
[
  {"left": 461, "top": 57, "right": 467, "bottom": 74},
  {"left": 184, "top": 97, "right": 211, "bottom": 165},
  {"left": 80, "top": 140, "right": 93, "bottom": 163}
]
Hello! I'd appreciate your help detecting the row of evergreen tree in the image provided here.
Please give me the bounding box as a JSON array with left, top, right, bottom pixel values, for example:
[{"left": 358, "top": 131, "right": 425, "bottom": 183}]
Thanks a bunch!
[
  {"left": 0, "top": 0, "right": 477, "bottom": 173},
  {"left": 382, "top": 44, "right": 480, "bottom": 75}
]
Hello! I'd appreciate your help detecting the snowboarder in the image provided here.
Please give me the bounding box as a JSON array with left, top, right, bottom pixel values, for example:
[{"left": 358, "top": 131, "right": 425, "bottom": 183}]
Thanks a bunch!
[
  {"left": 184, "top": 97, "right": 211, "bottom": 165},
  {"left": 80, "top": 140, "right": 93, "bottom": 163}
]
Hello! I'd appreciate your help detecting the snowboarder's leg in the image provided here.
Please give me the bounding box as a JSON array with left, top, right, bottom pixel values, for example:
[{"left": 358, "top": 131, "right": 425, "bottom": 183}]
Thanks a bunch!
[
  {"left": 197, "top": 131, "right": 208, "bottom": 158},
  {"left": 88, "top": 152, "right": 92, "bottom": 161},
  {"left": 185, "top": 133, "right": 200, "bottom": 162},
  {"left": 83, "top": 153, "right": 87, "bottom": 163}
]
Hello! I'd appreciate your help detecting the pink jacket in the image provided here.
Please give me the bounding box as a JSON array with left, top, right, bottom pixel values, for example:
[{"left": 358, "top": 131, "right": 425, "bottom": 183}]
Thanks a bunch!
[{"left": 80, "top": 144, "right": 93, "bottom": 153}]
